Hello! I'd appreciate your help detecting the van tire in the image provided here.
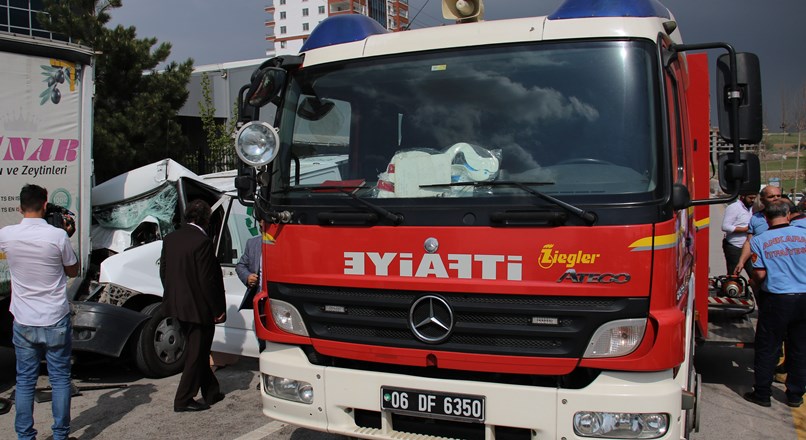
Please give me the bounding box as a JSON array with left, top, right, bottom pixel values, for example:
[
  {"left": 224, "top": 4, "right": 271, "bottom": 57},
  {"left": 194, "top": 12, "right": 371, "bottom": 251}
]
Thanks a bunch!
[{"left": 134, "top": 302, "right": 186, "bottom": 378}]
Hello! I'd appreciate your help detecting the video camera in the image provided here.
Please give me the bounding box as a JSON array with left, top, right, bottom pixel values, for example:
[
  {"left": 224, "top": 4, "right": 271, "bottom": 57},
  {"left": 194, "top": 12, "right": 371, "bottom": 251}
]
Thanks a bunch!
[{"left": 45, "top": 203, "right": 76, "bottom": 237}]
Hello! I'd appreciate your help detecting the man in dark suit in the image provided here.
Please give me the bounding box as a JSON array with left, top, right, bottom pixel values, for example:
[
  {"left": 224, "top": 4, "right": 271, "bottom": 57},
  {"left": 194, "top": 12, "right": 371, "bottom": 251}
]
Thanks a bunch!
[{"left": 160, "top": 199, "right": 226, "bottom": 412}]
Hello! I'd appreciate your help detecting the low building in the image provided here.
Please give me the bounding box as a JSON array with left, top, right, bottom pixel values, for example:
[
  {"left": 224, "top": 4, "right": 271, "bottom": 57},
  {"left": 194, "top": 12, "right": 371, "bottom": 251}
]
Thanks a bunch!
[{"left": 177, "top": 59, "right": 275, "bottom": 173}]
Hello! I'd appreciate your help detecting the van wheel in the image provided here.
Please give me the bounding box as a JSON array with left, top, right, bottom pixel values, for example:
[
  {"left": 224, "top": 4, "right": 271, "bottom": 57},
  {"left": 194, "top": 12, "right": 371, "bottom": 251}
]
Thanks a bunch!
[{"left": 134, "top": 302, "right": 186, "bottom": 378}]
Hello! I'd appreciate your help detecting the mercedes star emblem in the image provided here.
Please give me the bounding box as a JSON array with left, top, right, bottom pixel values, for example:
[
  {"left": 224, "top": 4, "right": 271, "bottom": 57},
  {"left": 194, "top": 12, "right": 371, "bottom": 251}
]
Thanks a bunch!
[{"left": 409, "top": 295, "right": 454, "bottom": 344}]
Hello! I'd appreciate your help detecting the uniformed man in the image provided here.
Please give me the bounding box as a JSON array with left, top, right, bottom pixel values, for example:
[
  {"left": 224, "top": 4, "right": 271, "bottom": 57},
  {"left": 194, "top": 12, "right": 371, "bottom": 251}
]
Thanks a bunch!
[
  {"left": 743, "top": 200, "right": 806, "bottom": 408},
  {"left": 735, "top": 186, "right": 784, "bottom": 314},
  {"left": 734, "top": 185, "right": 783, "bottom": 275}
]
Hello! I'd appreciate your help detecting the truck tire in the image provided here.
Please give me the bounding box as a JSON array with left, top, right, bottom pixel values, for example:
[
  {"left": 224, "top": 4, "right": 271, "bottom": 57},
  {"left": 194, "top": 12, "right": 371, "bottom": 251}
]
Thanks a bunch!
[
  {"left": 134, "top": 302, "right": 186, "bottom": 378},
  {"left": 683, "top": 305, "right": 700, "bottom": 439}
]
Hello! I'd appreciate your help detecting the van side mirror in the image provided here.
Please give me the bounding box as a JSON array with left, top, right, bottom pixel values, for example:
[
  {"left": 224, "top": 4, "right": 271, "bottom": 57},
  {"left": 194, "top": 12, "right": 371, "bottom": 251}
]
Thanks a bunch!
[
  {"left": 717, "top": 52, "right": 762, "bottom": 144},
  {"left": 718, "top": 153, "right": 760, "bottom": 195}
]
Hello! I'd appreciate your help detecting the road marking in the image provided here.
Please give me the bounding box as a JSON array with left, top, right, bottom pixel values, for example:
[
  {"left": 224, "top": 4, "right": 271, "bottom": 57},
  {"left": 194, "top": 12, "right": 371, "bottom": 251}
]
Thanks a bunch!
[{"left": 233, "top": 421, "right": 287, "bottom": 440}]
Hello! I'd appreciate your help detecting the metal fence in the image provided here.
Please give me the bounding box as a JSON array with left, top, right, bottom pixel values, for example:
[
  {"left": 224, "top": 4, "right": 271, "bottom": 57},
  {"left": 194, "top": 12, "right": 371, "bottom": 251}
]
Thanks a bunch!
[{"left": 182, "top": 146, "right": 238, "bottom": 175}]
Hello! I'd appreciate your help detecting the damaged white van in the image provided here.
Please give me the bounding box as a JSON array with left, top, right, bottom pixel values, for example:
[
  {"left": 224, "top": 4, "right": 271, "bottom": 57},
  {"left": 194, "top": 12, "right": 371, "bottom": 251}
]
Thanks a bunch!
[
  {"left": 73, "top": 156, "right": 346, "bottom": 377},
  {"left": 76, "top": 159, "right": 263, "bottom": 377}
]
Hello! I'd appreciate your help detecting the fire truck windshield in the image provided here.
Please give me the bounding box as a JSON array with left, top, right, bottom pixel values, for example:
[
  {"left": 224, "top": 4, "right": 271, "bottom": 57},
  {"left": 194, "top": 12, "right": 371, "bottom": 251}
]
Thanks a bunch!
[{"left": 274, "top": 39, "right": 662, "bottom": 209}]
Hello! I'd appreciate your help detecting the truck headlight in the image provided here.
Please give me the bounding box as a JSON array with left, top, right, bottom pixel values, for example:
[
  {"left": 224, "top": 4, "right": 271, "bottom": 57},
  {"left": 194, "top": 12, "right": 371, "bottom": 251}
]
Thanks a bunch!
[
  {"left": 584, "top": 318, "right": 646, "bottom": 358},
  {"left": 573, "top": 412, "right": 668, "bottom": 438},
  {"left": 235, "top": 121, "right": 279, "bottom": 167},
  {"left": 270, "top": 299, "right": 309, "bottom": 336},
  {"left": 262, "top": 374, "right": 314, "bottom": 404}
]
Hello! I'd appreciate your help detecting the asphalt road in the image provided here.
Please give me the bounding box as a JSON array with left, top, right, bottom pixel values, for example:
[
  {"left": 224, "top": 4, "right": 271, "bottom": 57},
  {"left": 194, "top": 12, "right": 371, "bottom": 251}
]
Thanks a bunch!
[
  {"left": 691, "top": 343, "right": 799, "bottom": 439},
  {"left": 0, "top": 347, "right": 278, "bottom": 440},
  {"left": 0, "top": 343, "right": 801, "bottom": 440}
]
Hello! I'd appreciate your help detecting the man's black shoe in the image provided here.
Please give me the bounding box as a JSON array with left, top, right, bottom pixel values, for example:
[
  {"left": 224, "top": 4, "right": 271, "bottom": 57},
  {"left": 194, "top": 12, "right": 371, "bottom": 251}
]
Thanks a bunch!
[
  {"left": 743, "top": 391, "right": 771, "bottom": 407},
  {"left": 786, "top": 394, "right": 804, "bottom": 408},
  {"left": 206, "top": 392, "right": 225, "bottom": 406},
  {"left": 0, "top": 397, "right": 11, "bottom": 416},
  {"left": 174, "top": 400, "right": 211, "bottom": 412}
]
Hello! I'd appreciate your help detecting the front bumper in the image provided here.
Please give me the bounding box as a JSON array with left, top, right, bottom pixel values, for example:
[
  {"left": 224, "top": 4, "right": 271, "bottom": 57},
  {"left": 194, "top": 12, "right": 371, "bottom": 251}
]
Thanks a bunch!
[
  {"left": 259, "top": 342, "right": 682, "bottom": 440},
  {"left": 71, "top": 301, "right": 148, "bottom": 358}
]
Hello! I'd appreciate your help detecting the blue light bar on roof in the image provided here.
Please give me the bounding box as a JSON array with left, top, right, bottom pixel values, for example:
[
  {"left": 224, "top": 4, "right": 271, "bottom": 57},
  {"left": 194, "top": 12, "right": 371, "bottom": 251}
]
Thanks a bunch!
[
  {"left": 300, "top": 15, "right": 389, "bottom": 52},
  {"left": 548, "top": 0, "right": 671, "bottom": 20}
]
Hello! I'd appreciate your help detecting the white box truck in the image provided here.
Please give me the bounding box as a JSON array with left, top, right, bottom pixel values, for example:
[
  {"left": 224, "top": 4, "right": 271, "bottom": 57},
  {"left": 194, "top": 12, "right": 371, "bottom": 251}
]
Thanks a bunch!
[
  {"left": 0, "top": 32, "right": 163, "bottom": 372},
  {"left": 0, "top": 31, "right": 103, "bottom": 345}
]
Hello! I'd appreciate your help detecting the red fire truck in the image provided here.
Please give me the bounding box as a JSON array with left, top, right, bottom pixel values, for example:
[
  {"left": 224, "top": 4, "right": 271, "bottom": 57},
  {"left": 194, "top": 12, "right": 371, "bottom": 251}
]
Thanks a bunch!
[{"left": 233, "top": 0, "right": 761, "bottom": 438}]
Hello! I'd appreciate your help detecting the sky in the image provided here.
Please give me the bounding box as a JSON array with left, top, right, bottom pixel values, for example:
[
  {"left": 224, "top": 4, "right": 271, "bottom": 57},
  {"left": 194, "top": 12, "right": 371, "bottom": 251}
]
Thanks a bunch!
[{"left": 108, "top": 0, "right": 806, "bottom": 132}]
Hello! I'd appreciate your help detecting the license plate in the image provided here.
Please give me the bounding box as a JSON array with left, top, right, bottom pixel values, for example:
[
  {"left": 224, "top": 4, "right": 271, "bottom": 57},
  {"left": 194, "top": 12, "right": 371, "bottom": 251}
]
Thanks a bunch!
[{"left": 381, "top": 386, "right": 485, "bottom": 423}]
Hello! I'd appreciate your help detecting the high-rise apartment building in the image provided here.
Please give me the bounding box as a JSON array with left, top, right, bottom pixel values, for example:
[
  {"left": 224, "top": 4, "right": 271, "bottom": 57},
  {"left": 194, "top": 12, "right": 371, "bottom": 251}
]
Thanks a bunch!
[{"left": 265, "top": 0, "right": 409, "bottom": 56}]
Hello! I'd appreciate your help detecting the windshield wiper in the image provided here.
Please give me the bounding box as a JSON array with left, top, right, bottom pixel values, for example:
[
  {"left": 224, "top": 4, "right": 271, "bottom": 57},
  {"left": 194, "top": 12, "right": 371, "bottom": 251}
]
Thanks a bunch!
[
  {"left": 422, "top": 181, "right": 597, "bottom": 225},
  {"left": 284, "top": 185, "right": 404, "bottom": 225},
  {"left": 340, "top": 189, "right": 403, "bottom": 224}
]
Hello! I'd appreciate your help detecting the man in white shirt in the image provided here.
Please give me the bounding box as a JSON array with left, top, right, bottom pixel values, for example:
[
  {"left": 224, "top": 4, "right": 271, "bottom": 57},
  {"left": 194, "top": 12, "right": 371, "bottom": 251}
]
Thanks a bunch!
[
  {"left": 721, "top": 192, "right": 757, "bottom": 278},
  {"left": 0, "top": 184, "right": 79, "bottom": 440}
]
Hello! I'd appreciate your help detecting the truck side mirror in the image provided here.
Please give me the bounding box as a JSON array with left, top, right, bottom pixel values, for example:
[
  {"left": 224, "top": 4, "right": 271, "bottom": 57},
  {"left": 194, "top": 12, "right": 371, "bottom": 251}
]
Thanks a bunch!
[
  {"left": 246, "top": 67, "right": 286, "bottom": 109},
  {"left": 671, "top": 183, "right": 692, "bottom": 210},
  {"left": 235, "top": 160, "right": 256, "bottom": 206},
  {"left": 718, "top": 153, "right": 760, "bottom": 195},
  {"left": 717, "top": 52, "right": 762, "bottom": 144}
]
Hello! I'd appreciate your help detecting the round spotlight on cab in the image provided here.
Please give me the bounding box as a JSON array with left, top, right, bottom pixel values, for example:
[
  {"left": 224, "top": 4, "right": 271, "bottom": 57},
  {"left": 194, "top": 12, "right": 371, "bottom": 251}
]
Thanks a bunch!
[{"left": 235, "top": 121, "right": 280, "bottom": 167}]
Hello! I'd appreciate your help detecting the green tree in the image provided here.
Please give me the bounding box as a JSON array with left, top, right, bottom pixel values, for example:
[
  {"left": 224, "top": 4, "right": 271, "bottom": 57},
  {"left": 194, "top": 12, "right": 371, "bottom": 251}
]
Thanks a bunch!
[
  {"left": 37, "top": 0, "right": 120, "bottom": 45},
  {"left": 198, "top": 72, "right": 238, "bottom": 172},
  {"left": 39, "top": 0, "right": 194, "bottom": 182}
]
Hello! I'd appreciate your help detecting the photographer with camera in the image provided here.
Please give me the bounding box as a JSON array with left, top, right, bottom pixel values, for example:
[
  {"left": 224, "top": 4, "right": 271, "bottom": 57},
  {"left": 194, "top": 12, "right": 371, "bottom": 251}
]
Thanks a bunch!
[{"left": 0, "top": 184, "right": 79, "bottom": 440}]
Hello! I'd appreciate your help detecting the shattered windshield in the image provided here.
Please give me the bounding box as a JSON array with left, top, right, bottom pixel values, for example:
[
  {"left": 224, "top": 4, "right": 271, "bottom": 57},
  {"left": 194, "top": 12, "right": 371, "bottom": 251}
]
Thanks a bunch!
[
  {"left": 93, "top": 184, "right": 178, "bottom": 234},
  {"left": 277, "top": 39, "right": 660, "bottom": 200}
]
